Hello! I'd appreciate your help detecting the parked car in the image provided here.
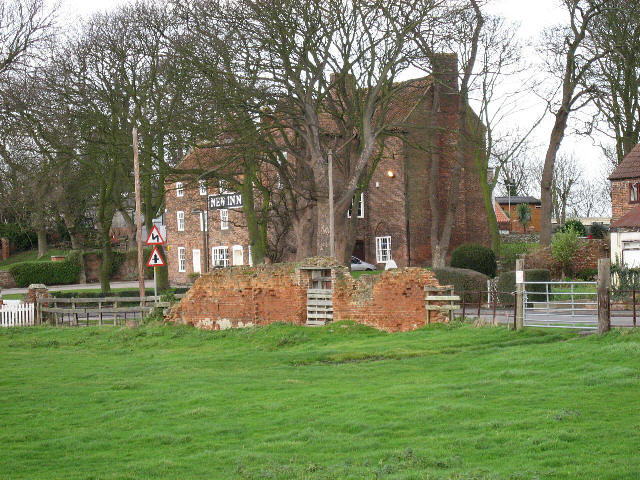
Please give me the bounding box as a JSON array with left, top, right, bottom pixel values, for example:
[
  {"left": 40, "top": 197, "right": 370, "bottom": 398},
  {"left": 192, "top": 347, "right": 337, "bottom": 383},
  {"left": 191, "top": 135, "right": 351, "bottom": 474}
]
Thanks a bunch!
[{"left": 351, "top": 256, "right": 377, "bottom": 271}]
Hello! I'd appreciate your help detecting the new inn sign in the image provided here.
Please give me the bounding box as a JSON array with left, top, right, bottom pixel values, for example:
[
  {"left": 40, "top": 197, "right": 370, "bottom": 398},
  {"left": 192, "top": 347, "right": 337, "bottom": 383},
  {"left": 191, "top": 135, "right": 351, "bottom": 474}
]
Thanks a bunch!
[{"left": 208, "top": 193, "right": 243, "bottom": 210}]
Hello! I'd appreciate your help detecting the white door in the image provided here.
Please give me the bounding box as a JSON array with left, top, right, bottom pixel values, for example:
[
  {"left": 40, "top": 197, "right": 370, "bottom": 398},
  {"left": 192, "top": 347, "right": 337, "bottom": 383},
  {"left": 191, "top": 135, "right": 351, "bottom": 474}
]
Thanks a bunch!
[
  {"left": 232, "top": 245, "right": 244, "bottom": 266},
  {"left": 192, "top": 249, "right": 201, "bottom": 273}
]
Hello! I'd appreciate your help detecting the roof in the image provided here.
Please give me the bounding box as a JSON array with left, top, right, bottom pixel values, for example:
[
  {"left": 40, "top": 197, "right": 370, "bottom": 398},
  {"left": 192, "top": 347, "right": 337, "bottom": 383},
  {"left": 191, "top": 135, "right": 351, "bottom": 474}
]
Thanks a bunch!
[
  {"left": 609, "top": 143, "right": 640, "bottom": 181},
  {"left": 495, "top": 196, "right": 541, "bottom": 205},
  {"left": 611, "top": 205, "right": 640, "bottom": 229},
  {"left": 494, "top": 202, "right": 510, "bottom": 226}
]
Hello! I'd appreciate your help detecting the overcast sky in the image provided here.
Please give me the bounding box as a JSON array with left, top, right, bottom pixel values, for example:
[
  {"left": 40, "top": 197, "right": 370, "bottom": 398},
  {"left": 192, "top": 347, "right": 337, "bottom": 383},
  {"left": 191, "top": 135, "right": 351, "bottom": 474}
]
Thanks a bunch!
[{"left": 58, "top": 0, "right": 608, "bottom": 191}]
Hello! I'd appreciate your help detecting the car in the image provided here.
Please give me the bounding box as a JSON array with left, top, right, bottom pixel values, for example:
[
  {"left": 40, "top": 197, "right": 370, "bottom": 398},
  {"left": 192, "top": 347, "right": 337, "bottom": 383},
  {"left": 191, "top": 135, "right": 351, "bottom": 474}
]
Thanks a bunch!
[{"left": 351, "top": 256, "right": 377, "bottom": 271}]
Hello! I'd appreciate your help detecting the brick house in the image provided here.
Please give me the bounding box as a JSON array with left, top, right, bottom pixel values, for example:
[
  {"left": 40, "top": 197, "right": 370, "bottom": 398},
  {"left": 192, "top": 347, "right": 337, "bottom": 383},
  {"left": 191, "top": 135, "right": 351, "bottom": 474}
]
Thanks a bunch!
[
  {"left": 609, "top": 143, "right": 640, "bottom": 266},
  {"left": 165, "top": 55, "right": 490, "bottom": 284}
]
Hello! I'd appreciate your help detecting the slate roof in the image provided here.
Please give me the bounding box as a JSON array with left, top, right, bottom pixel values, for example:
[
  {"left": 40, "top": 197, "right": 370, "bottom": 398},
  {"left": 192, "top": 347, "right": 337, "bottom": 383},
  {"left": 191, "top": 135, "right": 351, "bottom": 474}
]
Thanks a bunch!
[
  {"left": 609, "top": 143, "right": 640, "bottom": 180},
  {"left": 495, "top": 196, "right": 541, "bottom": 205},
  {"left": 610, "top": 205, "right": 640, "bottom": 229}
]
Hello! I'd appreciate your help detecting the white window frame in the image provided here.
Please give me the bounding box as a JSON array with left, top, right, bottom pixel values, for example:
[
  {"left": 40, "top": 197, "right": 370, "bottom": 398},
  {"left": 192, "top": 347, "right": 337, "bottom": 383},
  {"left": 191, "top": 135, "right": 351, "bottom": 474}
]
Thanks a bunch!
[
  {"left": 178, "top": 247, "right": 186, "bottom": 272},
  {"left": 176, "top": 182, "right": 184, "bottom": 197},
  {"left": 177, "top": 211, "right": 185, "bottom": 232},
  {"left": 199, "top": 211, "right": 208, "bottom": 232},
  {"left": 220, "top": 209, "right": 229, "bottom": 230},
  {"left": 348, "top": 193, "right": 364, "bottom": 219},
  {"left": 232, "top": 245, "right": 244, "bottom": 266},
  {"left": 375, "top": 236, "right": 392, "bottom": 263},
  {"left": 248, "top": 245, "right": 253, "bottom": 266},
  {"left": 199, "top": 180, "right": 207, "bottom": 196},
  {"left": 212, "top": 246, "right": 229, "bottom": 268}
]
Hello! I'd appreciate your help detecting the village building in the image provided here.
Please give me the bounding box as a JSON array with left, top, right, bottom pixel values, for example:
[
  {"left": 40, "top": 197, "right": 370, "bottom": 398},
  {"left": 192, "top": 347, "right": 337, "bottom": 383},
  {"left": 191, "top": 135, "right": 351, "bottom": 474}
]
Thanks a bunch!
[
  {"left": 609, "top": 143, "right": 640, "bottom": 267},
  {"left": 494, "top": 196, "right": 542, "bottom": 233},
  {"left": 165, "top": 56, "right": 490, "bottom": 285}
]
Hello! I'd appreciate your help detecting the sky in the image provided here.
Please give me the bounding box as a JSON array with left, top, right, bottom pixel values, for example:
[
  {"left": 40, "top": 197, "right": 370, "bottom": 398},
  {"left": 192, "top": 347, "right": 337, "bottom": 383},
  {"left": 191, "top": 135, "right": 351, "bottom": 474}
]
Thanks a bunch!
[{"left": 58, "top": 0, "right": 609, "bottom": 193}]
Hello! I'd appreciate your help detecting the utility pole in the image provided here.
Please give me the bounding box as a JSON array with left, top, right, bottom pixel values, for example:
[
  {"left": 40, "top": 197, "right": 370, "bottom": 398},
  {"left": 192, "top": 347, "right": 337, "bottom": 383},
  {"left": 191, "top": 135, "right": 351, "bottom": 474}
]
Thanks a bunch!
[
  {"left": 328, "top": 149, "right": 335, "bottom": 259},
  {"left": 133, "top": 128, "right": 145, "bottom": 303}
]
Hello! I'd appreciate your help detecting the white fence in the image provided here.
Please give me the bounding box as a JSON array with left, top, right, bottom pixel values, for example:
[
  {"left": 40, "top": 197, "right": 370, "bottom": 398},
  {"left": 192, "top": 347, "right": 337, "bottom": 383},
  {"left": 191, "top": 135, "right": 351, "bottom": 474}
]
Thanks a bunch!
[{"left": 1, "top": 302, "right": 35, "bottom": 327}]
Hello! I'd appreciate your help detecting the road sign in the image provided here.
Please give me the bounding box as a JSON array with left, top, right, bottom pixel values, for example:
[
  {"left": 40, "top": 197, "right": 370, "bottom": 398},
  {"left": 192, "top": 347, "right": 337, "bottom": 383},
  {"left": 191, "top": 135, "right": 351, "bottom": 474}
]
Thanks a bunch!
[
  {"left": 145, "top": 225, "right": 165, "bottom": 245},
  {"left": 146, "top": 247, "right": 166, "bottom": 267}
]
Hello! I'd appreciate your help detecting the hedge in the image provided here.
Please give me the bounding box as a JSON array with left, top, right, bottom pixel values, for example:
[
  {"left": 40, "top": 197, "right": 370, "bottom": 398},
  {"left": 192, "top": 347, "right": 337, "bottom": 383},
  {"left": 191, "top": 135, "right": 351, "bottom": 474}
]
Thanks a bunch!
[
  {"left": 433, "top": 267, "right": 488, "bottom": 303},
  {"left": 496, "top": 268, "right": 551, "bottom": 304},
  {"left": 8, "top": 258, "right": 81, "bottom": 287},
  {"left": 50, "top": 287, "right": 189, "bottom": 299},
  {"left": 450, "top": 243, "right": 497, "bottom": 277}
]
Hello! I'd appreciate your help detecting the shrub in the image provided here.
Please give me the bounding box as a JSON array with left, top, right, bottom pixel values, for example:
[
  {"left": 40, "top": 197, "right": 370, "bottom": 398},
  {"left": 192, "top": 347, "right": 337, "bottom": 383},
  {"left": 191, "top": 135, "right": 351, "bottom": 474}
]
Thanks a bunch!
[
  {"left": 611, "top": 262, "right": 640, "bottom": 298},
  {"left": 450, "top": 243, "right": 497, "bottom": 277},
  {"left": 496, "top": 269, "right": 551, "bottom": 304},
  {"left": 498, "top": 242, "right": 537, "bottom": 272},
  {"left": 560, "top": 219, "right": 586, "bottom": 237},
  {"left": 8, "top": 257, "right": 81, "bottom": 287},
  {"left": 589, "top": 222, "right": 607, "bottom": 239},
  {"left": 552, "top": 227, "right": 581, "bottom": 276},
  {"left": 432, "top": 266, "right": 488, "bottom": 303},
  {"left": 576, "top": 267, "right": 598, "bottom": 281}
]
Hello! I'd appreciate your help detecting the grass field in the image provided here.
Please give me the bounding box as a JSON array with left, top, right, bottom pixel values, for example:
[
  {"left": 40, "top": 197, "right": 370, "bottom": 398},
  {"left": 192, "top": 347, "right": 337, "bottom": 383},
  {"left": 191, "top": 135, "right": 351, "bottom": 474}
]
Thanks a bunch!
[{"left": 1, "top": 323, "right": 639, "bottom": 479}]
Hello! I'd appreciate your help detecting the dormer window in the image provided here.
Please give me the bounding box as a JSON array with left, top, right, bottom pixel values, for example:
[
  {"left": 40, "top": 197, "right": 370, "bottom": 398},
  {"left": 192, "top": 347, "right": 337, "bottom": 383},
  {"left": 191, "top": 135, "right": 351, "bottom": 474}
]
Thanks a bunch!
[{"left": 630, "top": 183, "right": 640, "bottom": 203}]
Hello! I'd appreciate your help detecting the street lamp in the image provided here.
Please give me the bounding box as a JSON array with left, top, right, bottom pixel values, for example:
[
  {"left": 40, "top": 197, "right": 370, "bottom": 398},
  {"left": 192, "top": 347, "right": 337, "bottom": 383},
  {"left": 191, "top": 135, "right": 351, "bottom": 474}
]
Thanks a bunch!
[{"left": 191, "top": 208, "right": 208, "bottom": 273}]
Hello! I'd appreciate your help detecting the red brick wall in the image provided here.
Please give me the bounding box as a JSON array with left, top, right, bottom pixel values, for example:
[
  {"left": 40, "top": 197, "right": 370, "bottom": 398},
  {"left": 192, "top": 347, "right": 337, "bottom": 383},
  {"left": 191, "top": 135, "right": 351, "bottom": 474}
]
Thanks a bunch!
[
  {"left": 332, "top": 268, "right": 446, "bottom": 332},
  {"left": 167, "top": 261, "right": 449, "bottom": 332},
  {"left": 168, "top": 263, "right": 308, "bottom": 329}
]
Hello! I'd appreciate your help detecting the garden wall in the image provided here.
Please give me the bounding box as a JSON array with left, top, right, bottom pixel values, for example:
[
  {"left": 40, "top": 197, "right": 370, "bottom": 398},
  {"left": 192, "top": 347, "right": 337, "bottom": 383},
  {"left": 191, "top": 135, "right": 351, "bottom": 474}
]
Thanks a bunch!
[
  {"left": 167, "top": 259, "right": 448, "bottom": 332},
  {"left": 524, "top": 239, "right": 608, "bottom": 278}
]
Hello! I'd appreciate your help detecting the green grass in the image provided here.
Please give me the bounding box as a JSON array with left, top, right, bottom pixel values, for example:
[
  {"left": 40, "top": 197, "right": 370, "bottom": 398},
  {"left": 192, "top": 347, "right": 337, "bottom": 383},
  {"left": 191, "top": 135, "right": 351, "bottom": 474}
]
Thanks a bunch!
[
  {"left": 1, "top": 322, "right": 639, "bottom": 479},
  {"left": 350, "top": 269, "right": 385, "bottom": 279},
  {"left": 0, "top": 249, "right": 70, "bottom": 270}
]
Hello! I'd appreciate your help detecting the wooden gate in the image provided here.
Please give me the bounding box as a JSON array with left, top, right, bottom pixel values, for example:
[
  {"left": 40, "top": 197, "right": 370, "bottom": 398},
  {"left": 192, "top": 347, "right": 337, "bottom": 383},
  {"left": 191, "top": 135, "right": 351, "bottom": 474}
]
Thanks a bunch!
[{"left": 305, "top": 267, "right": 333, "bottom": 326}]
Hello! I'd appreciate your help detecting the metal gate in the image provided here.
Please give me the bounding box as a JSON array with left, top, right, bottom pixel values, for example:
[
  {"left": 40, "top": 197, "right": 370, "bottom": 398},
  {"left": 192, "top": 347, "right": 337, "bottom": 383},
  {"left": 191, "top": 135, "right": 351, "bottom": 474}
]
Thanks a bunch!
[{"left": 523, "top": 281, "right": 598, "bottom": 329}]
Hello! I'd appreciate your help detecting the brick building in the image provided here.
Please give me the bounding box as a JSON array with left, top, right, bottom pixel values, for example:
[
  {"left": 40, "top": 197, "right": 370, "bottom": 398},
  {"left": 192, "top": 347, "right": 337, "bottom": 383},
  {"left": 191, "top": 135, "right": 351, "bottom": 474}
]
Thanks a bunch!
[
  {"left": 609, "top": 144, "right": 640, "bottom": 266},
  {"left": 165, "top": 55, "right": 490, "bottom": 284},
  {"left": 494, "top": 196, "right": 542, "bottom": 233}
]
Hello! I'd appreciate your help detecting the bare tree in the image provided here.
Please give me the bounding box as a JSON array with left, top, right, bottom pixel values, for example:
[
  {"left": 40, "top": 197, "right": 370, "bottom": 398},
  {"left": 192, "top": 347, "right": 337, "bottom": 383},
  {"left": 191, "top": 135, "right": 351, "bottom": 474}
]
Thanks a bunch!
[
  {"left": 586, "top": 0, "right": 640, "bottom": 163},
  {"left": 539, "top": 0, "right": 605, "bottom": 246}
]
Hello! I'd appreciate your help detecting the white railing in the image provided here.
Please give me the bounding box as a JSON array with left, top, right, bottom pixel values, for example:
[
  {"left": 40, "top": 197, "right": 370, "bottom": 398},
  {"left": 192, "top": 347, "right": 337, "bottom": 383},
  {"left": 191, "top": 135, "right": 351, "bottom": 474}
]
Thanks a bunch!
[{"left": 1, "top": 302, "right": 35, "bottom": 327}]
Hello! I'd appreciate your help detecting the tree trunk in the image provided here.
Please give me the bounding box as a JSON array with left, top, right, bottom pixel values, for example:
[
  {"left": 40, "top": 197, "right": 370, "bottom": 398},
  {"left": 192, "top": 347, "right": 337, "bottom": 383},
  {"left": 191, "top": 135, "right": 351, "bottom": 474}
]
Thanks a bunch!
[
  {"left": 36, "top": 226, "right": 48, "bottom": 259},
  {"left": 100, "top": 241, "right": 113, "bottom": 294},
  {"left": 540, "top": 110, "right": 569, "bottom": 246},
  {"left": 60, "top": 211, "right": 83, "bottom": 250},
  {"left": 292, "top": 205, "right": 316, "bottom": 260}
]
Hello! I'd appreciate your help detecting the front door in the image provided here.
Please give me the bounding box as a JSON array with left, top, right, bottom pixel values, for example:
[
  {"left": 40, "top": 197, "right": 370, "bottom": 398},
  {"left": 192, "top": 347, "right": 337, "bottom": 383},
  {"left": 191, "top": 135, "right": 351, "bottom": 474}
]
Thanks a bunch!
[
  {"left": 192, "top": 249, "right": 201, "bottom": 274},
  {"left": 352, "top": 240, "right": 365, "bottom": 261}
]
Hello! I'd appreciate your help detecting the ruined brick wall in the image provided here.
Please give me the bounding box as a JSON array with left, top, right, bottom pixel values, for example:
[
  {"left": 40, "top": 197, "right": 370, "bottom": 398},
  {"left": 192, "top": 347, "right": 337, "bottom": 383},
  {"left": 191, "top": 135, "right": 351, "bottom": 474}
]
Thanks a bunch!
[
  {"left": 167, "top": 260, "right": 450, "bottom": 332},
  {"left": 332, "top": 268, "right": 446, "bottom": 332},
  {"left": 167, "top": 263, "right": 309, "bottom": 330}
]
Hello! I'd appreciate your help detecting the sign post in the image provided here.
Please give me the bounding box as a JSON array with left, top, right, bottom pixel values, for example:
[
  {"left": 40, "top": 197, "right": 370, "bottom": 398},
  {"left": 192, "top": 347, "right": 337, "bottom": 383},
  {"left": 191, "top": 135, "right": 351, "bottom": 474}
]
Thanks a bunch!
[{"left": 145, "top": 227, "right": 166, "bottom": 303}]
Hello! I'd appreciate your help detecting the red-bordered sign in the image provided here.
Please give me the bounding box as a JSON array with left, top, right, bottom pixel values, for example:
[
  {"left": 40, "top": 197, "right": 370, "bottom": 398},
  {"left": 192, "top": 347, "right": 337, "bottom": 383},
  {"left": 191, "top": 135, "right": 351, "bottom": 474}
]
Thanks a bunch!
[
  {"left": 146, "top": 247, "right": 166, "bottom": 267},
  {"left": 145, "top": 225, "right": 165, "bottom": 245}
]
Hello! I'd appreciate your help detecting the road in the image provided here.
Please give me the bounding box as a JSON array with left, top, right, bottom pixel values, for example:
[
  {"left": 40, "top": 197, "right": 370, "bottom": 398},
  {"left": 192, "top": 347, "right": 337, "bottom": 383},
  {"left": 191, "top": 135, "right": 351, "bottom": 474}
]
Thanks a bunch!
[
  {"left": 1, "top": 280, "right": 155, "bottom": 296},
  {"left": 460, "top": 308, "right": 639, "bottom": 328}
]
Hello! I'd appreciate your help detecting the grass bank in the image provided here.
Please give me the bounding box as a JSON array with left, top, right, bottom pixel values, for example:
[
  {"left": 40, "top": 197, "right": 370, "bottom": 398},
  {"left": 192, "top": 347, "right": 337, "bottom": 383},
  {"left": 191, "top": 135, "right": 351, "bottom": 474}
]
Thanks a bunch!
[{"left": 1, "top": 323, "right": 639, "bottom": 479}]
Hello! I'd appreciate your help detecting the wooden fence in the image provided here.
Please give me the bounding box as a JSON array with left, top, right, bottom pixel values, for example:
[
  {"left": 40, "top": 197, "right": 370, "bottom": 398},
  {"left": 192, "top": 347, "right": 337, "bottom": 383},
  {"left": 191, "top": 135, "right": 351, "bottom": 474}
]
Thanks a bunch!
[
  {"left": 37, "top": 294, "right": 184, "bottom": 327},
  {"left": 1, "top": 302, "right": 35, "bottom": 327}
]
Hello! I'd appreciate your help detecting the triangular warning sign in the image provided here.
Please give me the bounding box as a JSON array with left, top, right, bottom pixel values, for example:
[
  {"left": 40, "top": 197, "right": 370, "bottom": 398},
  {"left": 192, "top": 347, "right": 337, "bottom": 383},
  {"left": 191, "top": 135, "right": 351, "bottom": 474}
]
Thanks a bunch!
[
  {"left": 146, "top": 247, "right": 166, "bottom": 267},
  {"left": 145, "top": 225, "right": 165, "bottom": 245}
]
